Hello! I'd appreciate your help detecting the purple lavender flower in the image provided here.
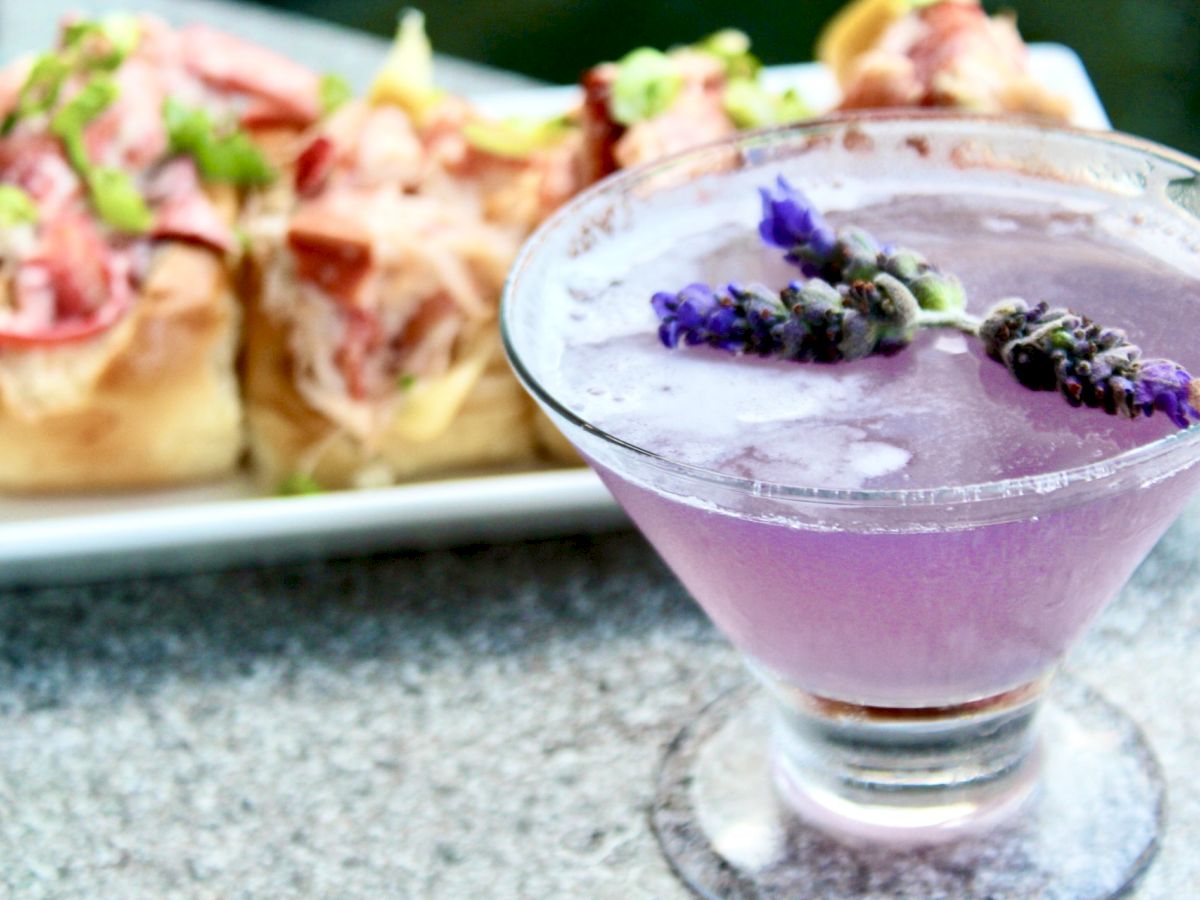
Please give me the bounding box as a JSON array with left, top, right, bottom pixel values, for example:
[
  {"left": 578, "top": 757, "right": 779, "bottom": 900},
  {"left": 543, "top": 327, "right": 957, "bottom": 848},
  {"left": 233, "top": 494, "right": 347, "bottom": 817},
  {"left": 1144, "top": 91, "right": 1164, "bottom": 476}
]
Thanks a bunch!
[
  {"left": 1134, "top": 360, "right": 1200, "bottom": 429},
  {"left": 652, "top": 283, "right": 720, "bottom": 347},
  {"left": 651, "top": 282, "right": 786, "bottom": 354},
  {"left": 757, "top": 177, "right": 836, "bottom": 275},
  {"left": 979, "top": 299, "right": 1200, "bottom": 429},
  {"left": 651, "top": 274, "right": 919, "bottom": 364}
]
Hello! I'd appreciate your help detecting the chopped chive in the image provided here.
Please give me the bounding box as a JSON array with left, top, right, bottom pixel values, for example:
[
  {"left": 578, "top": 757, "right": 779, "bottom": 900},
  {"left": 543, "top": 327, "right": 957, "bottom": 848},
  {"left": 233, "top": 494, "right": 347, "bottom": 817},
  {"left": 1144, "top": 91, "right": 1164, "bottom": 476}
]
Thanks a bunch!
[{"left": 278, "top": 472, "right": 322, "bottom": 496}]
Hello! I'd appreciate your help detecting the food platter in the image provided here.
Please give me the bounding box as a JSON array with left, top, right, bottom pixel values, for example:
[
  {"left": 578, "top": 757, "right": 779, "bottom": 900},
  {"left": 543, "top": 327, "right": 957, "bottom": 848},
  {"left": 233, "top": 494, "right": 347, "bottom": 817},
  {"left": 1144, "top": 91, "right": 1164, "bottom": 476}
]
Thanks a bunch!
[{"left": 0, "top": 45, "right": 1109, "bottom": 586}]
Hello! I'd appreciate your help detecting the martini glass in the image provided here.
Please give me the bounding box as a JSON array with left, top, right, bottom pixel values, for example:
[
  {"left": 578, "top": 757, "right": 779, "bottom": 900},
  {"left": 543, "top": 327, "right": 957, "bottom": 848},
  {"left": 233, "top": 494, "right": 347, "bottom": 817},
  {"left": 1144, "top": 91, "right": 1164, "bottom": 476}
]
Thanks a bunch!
[{"left": 502, "top": 115, "right": 1200, "bottom": 897}]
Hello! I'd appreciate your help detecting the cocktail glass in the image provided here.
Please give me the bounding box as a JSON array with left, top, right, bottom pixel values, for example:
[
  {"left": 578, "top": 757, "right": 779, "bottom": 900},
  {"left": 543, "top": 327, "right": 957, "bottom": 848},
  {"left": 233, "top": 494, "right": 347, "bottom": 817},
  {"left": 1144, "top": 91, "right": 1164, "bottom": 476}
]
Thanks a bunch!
[{"left": 502, "top": 115, "right": 1200, "bottom": 897}]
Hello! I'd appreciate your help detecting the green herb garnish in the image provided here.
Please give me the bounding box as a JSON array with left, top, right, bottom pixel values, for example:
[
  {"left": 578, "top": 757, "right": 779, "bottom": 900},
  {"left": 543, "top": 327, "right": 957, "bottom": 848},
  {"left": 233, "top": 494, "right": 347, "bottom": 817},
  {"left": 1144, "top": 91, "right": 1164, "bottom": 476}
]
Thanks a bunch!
[
  {"left": 164, "top": 98, "right": 276, "bottom": 186},
  {"left": 462, "top": 114, "right": 573, "bottom": 159},
  {"left": 45, "top": 76, "right": 152, "bottom": 233},
  {"left": 319, "top": 73, "right": 353, "bottom": 116},
  {"left": 2, "top": 55, "right": 70, "bottom": 135},
  {"left": 609, "top": 48, "right": 683, "bottom": 126},
  {"left": 62, "top": 13, "right": 142, "bottom": 70},
  {"left": 85, "top": 167, "right": 153, "bottom": 233},
  {"left": 2, "top": 15, "right": 141, "bottom": 136},
  {"left": 397, "top": 373, "right": 418, "bottom": 391},
  {"left": 278, "top": 472, "right": 323, "bottom": 496},
  {"left": 722, "top": 79, "right": 812, "bottom": 129},
  {"left": 0, "top": 185, "right": 39, "bottom": 227},
  {"left": 692, "top": 29, "right": 761, "bottom": 81},
  {"left": 50, "top": 75, "right": 118, "bottom": 170}
]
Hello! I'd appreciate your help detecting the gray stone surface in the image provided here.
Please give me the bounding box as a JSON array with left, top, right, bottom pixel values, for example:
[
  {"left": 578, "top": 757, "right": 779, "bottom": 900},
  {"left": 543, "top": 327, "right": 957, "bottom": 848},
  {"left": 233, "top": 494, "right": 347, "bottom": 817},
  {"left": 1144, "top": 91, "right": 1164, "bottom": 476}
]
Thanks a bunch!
[
  {"left": 0, "top": 532, "right": 725, "bottom": 899},
  {"left": 0, "top": 500, "right": 1197, "bottom": 899}
]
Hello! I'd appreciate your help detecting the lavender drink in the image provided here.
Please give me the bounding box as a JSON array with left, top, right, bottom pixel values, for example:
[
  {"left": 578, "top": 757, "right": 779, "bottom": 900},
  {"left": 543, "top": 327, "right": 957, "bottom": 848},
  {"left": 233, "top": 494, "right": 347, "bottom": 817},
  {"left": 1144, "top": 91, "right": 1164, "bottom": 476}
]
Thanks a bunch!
[
  {"left": 503, "top": 117, "right": 1200, "bottom": 863},
  {"left": 569, "top": 191, "right": 1200, "bottom": 705}
]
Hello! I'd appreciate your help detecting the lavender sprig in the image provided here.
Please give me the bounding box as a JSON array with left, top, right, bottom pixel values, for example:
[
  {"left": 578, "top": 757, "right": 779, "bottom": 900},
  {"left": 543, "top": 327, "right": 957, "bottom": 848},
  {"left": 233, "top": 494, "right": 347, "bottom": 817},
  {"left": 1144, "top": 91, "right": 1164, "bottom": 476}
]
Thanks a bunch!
[
  {"left": 979, "top": 299, "right": 1200, "bottom": 428},
  {"left": 652, "top": 273, "right": 920, "bottom": 362},
  {"left": 651, "top": 283, "right": 785, "bottom": 355},
  {"left": 648, "top": 178, "right": 1200, "bottom": 430},
  {"left": 759, "top": 176, "right": 967, "bottom": 315}
]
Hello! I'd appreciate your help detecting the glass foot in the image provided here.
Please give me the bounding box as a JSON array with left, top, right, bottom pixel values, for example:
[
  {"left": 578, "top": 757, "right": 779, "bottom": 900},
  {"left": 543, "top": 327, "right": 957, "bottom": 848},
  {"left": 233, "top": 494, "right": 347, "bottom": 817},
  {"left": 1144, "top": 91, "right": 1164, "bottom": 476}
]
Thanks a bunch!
[{"left": 652, "top": 677, "right": 1165, "bottom": 899}]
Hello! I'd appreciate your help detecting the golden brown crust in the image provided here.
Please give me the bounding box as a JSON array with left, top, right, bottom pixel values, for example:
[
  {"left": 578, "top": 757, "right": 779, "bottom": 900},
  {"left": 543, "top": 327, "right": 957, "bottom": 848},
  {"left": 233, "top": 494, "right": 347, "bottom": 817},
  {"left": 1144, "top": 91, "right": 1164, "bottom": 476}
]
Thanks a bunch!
[
  {"left": 242, "top": 278, "right": 540, "bottom": 490},
  {"left": 0, "top": 242, "right": 243, "bottom": 493}
]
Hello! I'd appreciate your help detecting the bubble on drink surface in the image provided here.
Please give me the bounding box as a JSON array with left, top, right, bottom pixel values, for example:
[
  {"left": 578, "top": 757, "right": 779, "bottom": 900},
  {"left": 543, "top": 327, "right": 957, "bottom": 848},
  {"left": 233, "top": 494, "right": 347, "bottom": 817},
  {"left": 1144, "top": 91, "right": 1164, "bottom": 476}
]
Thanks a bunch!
[
  {"left": 933, "top": 333, "right": 970, "bottom": 355},
  {"left": 566, "top": 324, "right": 916, "bottom": 488},
  {"left": 703, "top": 424, "right": 912, "bottom": 488},
  {"left": 845, "top": 441, "right": 912, "bottom": 480},
  {"left": 982, "top": 216, "right": 1021, "bottom": 234}
]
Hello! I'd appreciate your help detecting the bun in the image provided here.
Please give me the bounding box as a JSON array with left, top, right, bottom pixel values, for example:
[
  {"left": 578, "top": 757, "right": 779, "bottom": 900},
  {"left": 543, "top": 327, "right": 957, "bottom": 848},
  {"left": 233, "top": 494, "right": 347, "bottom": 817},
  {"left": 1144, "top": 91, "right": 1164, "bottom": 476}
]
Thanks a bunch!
[
  {"left": 242, "top": 281, "right": 537, "bottom": 490},
  {"left": 0, "top": 242, "right": 242, "bottom": 492}
]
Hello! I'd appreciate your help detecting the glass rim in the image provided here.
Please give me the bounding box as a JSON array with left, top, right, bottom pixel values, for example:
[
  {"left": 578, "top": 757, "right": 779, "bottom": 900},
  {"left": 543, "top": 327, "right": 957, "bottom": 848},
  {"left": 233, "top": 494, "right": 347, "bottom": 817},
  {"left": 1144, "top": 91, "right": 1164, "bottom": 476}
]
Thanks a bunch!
[{"left": 501, "top": 111, "right": 1200, "bottom": 508}]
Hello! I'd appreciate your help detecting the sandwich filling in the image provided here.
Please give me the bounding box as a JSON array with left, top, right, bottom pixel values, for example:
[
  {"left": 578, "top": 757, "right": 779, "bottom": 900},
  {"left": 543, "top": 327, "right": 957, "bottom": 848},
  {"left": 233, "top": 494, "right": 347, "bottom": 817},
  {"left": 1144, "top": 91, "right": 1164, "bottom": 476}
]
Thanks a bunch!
[
  {"left": 0, "top": 15, "right": 324, "bottom": 415},
  {"left": 246, "top": 12, "right": 584, "bottom": 451}
]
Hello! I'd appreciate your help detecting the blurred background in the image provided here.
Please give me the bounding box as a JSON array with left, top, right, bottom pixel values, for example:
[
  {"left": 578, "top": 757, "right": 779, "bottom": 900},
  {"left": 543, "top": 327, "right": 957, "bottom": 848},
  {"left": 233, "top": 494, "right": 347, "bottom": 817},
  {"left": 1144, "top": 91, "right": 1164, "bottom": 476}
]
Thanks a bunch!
[{"left": 245, "top": 0, "right": 1200, "bottom": 157}]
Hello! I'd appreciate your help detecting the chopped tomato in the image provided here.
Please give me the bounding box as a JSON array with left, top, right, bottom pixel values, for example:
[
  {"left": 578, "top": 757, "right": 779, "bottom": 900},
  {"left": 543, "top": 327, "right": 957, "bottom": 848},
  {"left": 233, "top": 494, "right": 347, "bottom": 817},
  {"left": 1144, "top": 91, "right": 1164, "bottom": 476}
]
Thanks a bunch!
[
  {"left": 286, "top": 205, "right": 373, "bottom": 306},
  {"left": 395, "top": 292, "right": 459, "bottom": 376},
  {"left": 0, "top": 136, "right": 82, "bottom": 219},
  {"left": 0, "top": 215, "right": 133, "bottom": 348},
  {"left": 0, "top": 290, "right": 131, "bottom": 347},
  {"left": 335, "top": 307, "right": 383, "bottom": 400},
  {"left": 154, "top": 192, "right": 234, "bottom": 254},
  {"left": 294, "top": 136, "right": 336, "bottom": 197},
  {"left": 42, "top": 212, "right": 114, "bottom": 318},
  {"left": 147, "top": 159, "right": 234, "bottom": 253}
]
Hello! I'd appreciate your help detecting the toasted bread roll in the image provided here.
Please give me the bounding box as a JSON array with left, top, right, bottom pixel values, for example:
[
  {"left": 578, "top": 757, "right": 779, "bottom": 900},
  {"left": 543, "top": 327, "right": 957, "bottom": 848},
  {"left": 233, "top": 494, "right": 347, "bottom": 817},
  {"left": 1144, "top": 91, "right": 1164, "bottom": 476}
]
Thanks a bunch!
[
  {"left": 0, "top": 15, "right": 328, "bottom": 493},
  {"left": 0, "top": 243, "right": 241, "bottom": 491},
  {"left": 243, "top": 286, "right": 537, "bottom": 490},
  {"left": 240, "top": 15, "right": 586, "bottom": 491}
]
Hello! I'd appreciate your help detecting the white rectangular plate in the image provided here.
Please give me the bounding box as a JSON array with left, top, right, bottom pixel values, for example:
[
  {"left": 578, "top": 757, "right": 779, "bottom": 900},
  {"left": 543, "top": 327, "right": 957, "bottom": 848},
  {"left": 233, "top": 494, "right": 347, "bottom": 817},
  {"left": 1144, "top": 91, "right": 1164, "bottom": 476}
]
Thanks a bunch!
[{"left": 0, "top": 45, "right": 1109, "bottom": 586}]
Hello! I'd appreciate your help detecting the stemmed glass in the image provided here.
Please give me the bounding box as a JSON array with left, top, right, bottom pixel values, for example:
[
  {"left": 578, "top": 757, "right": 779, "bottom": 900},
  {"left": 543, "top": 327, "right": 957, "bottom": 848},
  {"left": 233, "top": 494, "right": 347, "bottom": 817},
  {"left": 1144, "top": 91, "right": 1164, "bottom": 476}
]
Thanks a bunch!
[{"left": 502, "top": 115, "right": 1200, "bottom": 897}]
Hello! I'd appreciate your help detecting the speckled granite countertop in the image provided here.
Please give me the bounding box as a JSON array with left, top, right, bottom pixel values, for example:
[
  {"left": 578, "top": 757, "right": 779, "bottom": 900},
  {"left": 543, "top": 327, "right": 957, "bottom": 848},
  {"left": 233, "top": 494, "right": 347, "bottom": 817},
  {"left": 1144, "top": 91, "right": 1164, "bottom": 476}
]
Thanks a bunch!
[
  {"left": 1, "top": 3, "right": 1198, "bottom": 898},
  {"left": 0, "top": 502, "right": 1197, "bottom": 899}
]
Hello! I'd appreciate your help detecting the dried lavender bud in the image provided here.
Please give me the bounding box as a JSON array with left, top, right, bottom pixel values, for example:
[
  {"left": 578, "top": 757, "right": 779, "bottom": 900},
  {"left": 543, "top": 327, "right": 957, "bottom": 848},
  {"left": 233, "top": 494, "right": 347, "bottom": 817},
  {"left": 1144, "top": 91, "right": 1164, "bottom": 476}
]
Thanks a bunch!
[
  {"left": 908, "top": 271, "right": 966, "bottom": 313},
  {"left": 652, "top": 274, "right": 919, "bottom": 364},
  {"left": 758, "top": 177, "right": 965, "bottom": 314},
  {"left": 882, "top": 248, "right": 926, "bottom": 282},
  {"left": 849, "top": 273, "right": 921, "bottom": 356},
  {"left": 830, "top": 227, "right": 883, "bottom": 283},
  {"left": 979, "top": 299, "right": 1200, "bottom": 427},
  {"left": 773, "top": 279, "right": 832, "bottom": 359},
  {"left": 651, "top": 282, "right": 785, "bottom": 355}
]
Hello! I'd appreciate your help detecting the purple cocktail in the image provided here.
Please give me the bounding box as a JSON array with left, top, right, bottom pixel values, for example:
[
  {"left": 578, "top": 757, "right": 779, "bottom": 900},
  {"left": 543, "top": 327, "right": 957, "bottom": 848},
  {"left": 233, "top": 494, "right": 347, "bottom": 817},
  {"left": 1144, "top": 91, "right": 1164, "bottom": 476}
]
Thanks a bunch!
[{"left": 503, "top": 116, "right": 1200, "bottom": 893}]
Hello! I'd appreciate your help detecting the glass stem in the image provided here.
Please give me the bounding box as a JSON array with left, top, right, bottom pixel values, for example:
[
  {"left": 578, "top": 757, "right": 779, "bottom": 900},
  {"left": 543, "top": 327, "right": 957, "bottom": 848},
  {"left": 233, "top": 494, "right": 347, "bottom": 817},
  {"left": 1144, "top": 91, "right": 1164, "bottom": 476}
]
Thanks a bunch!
[{"left": 756, "top": 667, "right": 1050, "bottom": 842}]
